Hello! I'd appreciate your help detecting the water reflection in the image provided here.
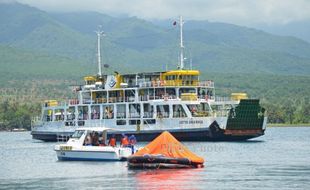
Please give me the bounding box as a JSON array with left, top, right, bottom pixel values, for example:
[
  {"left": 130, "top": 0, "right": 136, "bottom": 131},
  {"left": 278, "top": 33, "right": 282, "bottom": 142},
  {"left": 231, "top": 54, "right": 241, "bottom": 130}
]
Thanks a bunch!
[{"left": 133, "top": 168, "right": 204, "bottom": 190}]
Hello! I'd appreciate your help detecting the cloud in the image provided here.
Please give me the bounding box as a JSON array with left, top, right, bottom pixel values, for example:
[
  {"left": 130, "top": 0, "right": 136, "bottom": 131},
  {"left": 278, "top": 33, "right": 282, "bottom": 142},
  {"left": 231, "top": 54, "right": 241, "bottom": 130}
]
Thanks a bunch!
[{"left": 15, "top": 0, "right": 310, "bottom": 25}]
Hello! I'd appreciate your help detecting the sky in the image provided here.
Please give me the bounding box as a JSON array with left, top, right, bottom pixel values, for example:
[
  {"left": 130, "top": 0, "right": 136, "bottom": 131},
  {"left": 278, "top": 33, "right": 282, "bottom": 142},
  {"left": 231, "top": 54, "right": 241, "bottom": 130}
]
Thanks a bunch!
[{"left": 13, "top": 0, "right": 310, "bottom": 26}]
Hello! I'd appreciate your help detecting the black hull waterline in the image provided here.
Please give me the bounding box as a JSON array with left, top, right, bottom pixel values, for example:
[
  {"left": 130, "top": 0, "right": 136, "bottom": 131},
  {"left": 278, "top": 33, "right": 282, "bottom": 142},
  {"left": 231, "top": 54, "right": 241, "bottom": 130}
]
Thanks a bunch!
[{"left": 31, "top": 127, "right": 265, "bottom": 142}]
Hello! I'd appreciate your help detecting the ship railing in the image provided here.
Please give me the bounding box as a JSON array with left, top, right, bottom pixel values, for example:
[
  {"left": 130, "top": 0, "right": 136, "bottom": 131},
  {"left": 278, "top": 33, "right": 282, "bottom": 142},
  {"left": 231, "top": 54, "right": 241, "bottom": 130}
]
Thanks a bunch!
[
  {"left": 82, "top": 99, "right": 94, "bottom": 104},
  {"left": 78, "top": 114, "right": 89, "bottom": 120},
  {"left": 138, "top": 80, "right": 213, "bottom": 87},
  {"left": 198, "top": 95, "right": 215, "bottom": 101},
  {"left": 42, "top": 101, "right": 67, "bottom": 108},
  {"left": 191, "top": 111, "right": 209, "bottom": 117},
  {"left": 143, "top": 112, "right": 153, "bottom": 118},
  {"left": 124, "top": 96, "right": 135, "bottom": 102},
  {"left": 116, "top": 113, "right": 126, "bottom": 119},
  {"left": 139, "top": 95, "right": 149, "bottom": 101},
  {"left": 91, "top": 113, "right": 100, "bottom": 120},
  {"left": 68, "top": 99, "right": 79, "bottom": 105},
  {"left": 156, "top": 112, "right": 169, "bottom": 118},
  {"left": 198, "top": 80, "right": 214, "bottom": 88},
  {"left": 215, "top": 96, "right": 232, "bottom": 102},
  {"left": 139, "top": 95, "right": 178, "bottom": 101},
  {"left": 212, "top": 110, "right": 230, "bottom": 117},
  {"left": 31, "top": 116, "right": 42, "bottom": 130},
  {"left": 94, "top": 98, "right": 107, "bottom": 104},
  {"left": 139, "top": 81, "right": 153, "bottom": 87},
  {"left": 129, "top": 112, "right": 141, "bottom": 118},
  {"left": 107, "top": 97, "right": 121, "bottom": 103},
  {"left": 172, "top": 112, "right": 187, "bottom": 118}
]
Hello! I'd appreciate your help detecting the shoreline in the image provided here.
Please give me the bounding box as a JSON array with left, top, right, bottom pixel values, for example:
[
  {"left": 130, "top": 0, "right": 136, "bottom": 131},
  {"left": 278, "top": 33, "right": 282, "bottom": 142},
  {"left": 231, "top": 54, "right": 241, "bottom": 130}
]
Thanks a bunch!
[
  {"left": 267, "top": 123, "right": 310, "bottom": 127},
  {"left": 0, "top": 128, "right": 29, "bottom": 132},
  {"left": 1, "top": 124, "right": 310, "bottom": 132}
]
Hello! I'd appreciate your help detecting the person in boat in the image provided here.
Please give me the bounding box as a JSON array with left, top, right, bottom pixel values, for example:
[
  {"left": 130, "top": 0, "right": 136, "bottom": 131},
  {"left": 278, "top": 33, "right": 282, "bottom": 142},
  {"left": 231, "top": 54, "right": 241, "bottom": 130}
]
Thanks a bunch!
[
  {"left": 92, "top": 132, "right": 99, "bottom": 146},
  {"left": 120, "top": 133, "right": 129, "bottom": 147},
  {"left": 108, "top": 134, "right": 116, "bottom": 147},
  {"left": 84, "top": 134, "right": 92, "bottom": 146},
  {"left": 128, "top": 135, "right": 137, "bottom": 154},
  {"left": 129, "top": 135, "right": 137, "bottom": 145}
]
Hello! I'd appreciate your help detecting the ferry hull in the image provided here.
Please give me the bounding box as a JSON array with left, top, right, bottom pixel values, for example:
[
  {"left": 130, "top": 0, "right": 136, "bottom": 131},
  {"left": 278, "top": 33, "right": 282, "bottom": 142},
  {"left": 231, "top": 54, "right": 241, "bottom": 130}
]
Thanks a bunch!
[
  {"left": 31, "top": 131, "right": 72, "bottom": 142},
  {"left": 32, "top": 127, "right": 264, "bottom": 142}
]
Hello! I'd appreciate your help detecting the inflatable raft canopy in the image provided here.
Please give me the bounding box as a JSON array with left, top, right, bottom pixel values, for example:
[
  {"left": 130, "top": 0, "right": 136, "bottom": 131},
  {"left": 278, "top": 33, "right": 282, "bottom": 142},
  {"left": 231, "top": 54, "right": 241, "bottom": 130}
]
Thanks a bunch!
[{"left": 127, "top": 131, "right": 204, "bottom": 169}]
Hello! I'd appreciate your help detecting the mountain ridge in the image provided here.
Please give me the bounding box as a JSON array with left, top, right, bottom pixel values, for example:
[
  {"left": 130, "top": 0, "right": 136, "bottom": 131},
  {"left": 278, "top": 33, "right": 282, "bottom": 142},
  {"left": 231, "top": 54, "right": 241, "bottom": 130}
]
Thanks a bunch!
[{"left": 0, "top": 2, "right": 309, "bottom": 77}]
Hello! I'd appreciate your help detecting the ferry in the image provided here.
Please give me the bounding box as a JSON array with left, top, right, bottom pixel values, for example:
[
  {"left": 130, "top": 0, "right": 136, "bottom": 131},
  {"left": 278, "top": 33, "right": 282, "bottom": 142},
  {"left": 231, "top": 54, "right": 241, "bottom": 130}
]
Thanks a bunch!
[{"left": 31, "top": 16, "right": 267, "bottom": 142}]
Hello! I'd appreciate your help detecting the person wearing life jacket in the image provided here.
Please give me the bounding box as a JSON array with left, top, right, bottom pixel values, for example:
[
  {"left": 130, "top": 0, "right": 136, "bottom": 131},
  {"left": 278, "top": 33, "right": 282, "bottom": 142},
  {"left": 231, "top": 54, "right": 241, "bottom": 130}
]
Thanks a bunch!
[
  {"left": 120, "top": 133, "right": 129, "bottom": 147},
  {"left": 108, "top": 134, "right": 117, "bottom": 147}
]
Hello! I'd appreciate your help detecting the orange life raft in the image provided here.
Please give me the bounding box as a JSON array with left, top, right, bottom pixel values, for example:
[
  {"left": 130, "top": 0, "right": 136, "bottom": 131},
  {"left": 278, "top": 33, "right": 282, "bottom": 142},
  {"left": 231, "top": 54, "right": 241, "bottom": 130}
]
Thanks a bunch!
[{"left": 127, "top": 131, "right": 204, "bottom": 169}]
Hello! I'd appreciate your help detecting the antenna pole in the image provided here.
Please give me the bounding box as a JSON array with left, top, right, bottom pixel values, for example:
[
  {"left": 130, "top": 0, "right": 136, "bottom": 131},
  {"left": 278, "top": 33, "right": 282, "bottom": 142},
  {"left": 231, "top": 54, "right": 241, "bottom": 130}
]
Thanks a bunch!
[
  {"left": 179, "top": 16, "right": 184, "bottom": 70},
  {"left": 96, "top": 27, "right": 105, "bottom": 77}
]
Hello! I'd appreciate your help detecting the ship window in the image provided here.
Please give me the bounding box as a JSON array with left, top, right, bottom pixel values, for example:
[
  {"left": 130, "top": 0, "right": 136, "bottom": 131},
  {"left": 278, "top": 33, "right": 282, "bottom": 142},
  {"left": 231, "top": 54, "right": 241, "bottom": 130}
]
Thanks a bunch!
[
  {"left": 82, "top": 92, "right": 91, "bottom": 104},
  {"left": 55, "top": 109, "right": 65, "bottom": 121},
  {"left": 143, "top": 103, "right": 153, "bottom": 118},
  {"left": 129, "top": 120, "right": 141, "bottom": 125},
  {"left": 117, "top": 104, "right": 126, "bottom": 119},
  {"left": 149, "top": 88, "right": 155, "bottom": 99},
  {"left": 173, "top": 105, "right": 187, "bottom": 118},
  {"left": 129, "top": 104, "right": 140, "bottom": 118},
  {"left": 155, "top": 88, "right": 165, "bottom": 99},
  {"left": 78, "top": 121, "right": 85, "bottom": 126},
  {"left": 116, "top": 120, "right": 126, "bottom": 125},
  {"left": 143, "top": 119, "right": 156, "bottom": 124},
  {"left": 109, "top": 90, "right": 123, "bottom": 103},
  {"left": 199, "top": 103, "right": 211, "bottom": 112},
  {"left": 78, "top": 106, "right": 89, "bottom": 120},
  {"left": 125, "top": 90, "right": 135, "bottom": 102},
  {"left": 187, "top": 105, "right": 198, "bottom": 117},
  {"left": 139, "top": 89, "right": 148, "bottom": 101},
  {"left": 43, "top": 109, "right": 53, "bottom": 122},
  {"left": 179, "top": 88, "right": 196, "bottom": 97},
  {"left": 166, "top": 88, "right": 176, "bottom": 98},
  {"left": 91, "top": 105, "right": 100, "bottom": 119},
  {"left": 66, "top": 107, "right": 75, "bottom": 121},
  {"left": 156, "top": 105, "right": 169, "bottom": 118},
  {"left": 94, "top": 91, "right": 107, "bottom": 103},
  {"left": 187, "top": 103, "right": 210, "bottom": 117},
  {"left": 103, "top": 105, "right": 114, "bottom": 119}
]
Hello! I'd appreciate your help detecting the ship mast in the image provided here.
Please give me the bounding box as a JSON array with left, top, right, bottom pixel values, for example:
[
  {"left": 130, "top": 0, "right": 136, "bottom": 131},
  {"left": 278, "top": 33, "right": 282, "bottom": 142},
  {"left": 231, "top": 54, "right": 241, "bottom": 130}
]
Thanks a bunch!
[
  {"left": 95, "top": 27, "right": 105, "bottom": 77},
  {"left": 179, "top": 16, "right": 185, "bottom": 70}
]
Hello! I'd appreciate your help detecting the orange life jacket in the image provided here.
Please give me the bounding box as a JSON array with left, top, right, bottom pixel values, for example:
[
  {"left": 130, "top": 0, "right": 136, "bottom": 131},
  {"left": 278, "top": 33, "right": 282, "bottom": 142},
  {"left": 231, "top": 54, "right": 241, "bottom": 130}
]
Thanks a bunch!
[
  {"left": 109, "top": 138, "right": 116, "bottom": 147},
  {"left": 121, "top": 137, "right": 129, "bottom": 146}
]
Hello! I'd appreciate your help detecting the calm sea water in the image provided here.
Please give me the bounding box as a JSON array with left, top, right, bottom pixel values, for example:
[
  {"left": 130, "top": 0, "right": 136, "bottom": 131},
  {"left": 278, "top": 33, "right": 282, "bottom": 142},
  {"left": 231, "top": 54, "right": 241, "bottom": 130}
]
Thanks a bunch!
[{"left": 0, "top": 127, "right": 310, "bottom": 190}]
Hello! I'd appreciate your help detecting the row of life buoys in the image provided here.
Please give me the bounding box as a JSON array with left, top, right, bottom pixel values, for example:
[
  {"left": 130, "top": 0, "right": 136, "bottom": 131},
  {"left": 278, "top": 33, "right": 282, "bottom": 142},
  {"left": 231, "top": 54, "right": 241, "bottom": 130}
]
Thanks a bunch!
[
  {"left": 69, "top": 99, "right": 79, "bottom": 105},
  {"left": 152, "top": 80, "right": 166, "bottom": 87}
]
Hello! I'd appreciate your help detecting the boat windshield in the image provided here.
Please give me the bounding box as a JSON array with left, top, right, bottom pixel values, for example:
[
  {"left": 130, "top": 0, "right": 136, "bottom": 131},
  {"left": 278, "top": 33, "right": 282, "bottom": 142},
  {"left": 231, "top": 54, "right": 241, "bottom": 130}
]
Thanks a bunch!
[{"left": 71, "top": 130, "right": 85, "bottom": 139}]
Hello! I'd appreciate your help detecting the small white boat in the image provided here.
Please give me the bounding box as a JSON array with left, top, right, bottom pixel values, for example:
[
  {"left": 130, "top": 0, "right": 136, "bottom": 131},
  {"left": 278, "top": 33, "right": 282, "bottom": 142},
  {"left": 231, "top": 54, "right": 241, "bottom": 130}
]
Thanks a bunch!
[{"left": 54, "top": 127, "right": 134, "bottom": 161}]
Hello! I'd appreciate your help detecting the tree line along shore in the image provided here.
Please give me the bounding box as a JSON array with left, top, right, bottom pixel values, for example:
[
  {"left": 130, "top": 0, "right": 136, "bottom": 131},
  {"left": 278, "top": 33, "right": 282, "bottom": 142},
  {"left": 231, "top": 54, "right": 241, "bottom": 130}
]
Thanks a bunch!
[{"left": 0, "top": 99, "right": 309, "bottom": 131}]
